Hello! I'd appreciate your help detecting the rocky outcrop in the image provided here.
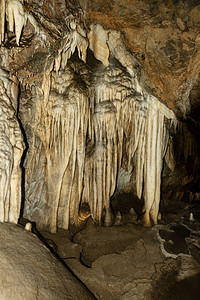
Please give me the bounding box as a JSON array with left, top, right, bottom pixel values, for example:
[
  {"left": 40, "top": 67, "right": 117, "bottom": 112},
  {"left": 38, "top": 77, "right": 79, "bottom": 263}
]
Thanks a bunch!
[
  {"left": 0, "top": 222, "right": 95, "bottom": 300},
  {"left": 80, "top": 0, "right": 200, "bottom": 120}
]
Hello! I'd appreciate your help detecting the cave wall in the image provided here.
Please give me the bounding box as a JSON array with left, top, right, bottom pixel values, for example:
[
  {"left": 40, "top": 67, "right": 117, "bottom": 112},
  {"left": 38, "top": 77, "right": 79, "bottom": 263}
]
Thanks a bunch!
[
  {"left": 18, "top": 44, "right": 177, "bottom": 232},
  {"left": 0, "top": 0, "right": 199, "bottom": 232},
  {"left": 0, "top": 51, "right": 24, "bottom": 223}
]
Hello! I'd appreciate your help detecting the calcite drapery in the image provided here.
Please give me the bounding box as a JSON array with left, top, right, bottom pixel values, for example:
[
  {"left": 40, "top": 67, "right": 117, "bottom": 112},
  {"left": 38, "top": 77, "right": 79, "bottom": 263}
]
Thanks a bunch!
[
  {"left": 20, "top": 52, "right": 176, "bottom": 231},
  {"left": 22, "top": 66, "right": 89, "bottom": 233},
  {"left": 83, "top": 64, "right": 175, "bottom": 226},
  {"left": 0, "top": 1, "right": 179, "bottom": 231},
  {"left": 0, "top": 66, "right": 24, "bottom": 224},
  {"left": 88, "top": 24, "right": 110, "bottom": 67}
]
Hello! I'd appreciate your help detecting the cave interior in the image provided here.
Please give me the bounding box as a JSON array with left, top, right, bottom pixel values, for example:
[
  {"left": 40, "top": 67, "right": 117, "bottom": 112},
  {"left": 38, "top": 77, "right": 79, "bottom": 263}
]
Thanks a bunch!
[{"left": 0, "top": 0, "right": 200, "bottom": 299}]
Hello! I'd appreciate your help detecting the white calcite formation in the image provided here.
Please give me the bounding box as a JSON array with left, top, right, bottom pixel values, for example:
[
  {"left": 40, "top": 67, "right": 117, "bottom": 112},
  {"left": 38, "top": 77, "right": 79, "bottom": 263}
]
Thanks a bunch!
[
  {"left": 55, "top": 24, "right": 88, "bottom": 73},
  {"left": 20, "top": 53, "right": 176, "bottom": 231},
  {"left": 0, "top": 66, "right": 24, "bottom": 224},
  {"left": 22, "top": 66, "right": 89, "bottom": 233},
  {"left": 0, "top": 2, "right": 183, "bottom": 231},
  {"left": 0, "top": 0, "right": 39, "bottom": 45},
  {"left": 88, "top": 24, "right": 110, "bottom": 67},
  {"left": 82, "top": 62, "right": 175, "bottom": 227},
  {"left": 0, "top": 0, "right": 5, "bottom": 43}
]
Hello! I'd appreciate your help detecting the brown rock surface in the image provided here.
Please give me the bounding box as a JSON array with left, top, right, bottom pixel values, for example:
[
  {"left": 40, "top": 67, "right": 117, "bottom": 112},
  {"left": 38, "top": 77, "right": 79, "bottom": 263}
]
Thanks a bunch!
[
  {"left": 59, "top": 218, "right": 200, "bottom": 299},
  {"left": 39, "top": 207, "right": 200, "bottom": 299},
  {"left": 79, "top": 0, "right": 200, "bottom": 118}
]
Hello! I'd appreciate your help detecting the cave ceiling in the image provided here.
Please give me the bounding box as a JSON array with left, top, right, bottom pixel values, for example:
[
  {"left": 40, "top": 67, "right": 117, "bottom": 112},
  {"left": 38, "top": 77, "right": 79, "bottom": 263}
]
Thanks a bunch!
[
  {"left": 1, "top": 0, "right": 200, "bottom": 121},
  {"left": 82, "top": 0, "right": 200, "bottom": 121}
]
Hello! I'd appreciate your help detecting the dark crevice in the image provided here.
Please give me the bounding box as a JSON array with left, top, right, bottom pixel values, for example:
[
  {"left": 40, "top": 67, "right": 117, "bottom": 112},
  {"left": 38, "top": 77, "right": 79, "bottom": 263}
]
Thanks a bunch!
[
  {"left": 18, "top": 217, "right": 97, "bottom": 299},
  {"left": 16, "top": 83, "right": 29, "bottom": 219}
]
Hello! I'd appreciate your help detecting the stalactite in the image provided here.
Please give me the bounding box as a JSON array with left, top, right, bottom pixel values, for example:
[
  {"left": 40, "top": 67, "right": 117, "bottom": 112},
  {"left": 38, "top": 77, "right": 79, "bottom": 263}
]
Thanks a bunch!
[
  {"left": 0, "top": 0, "right": 5, "bottom": 44},
  {"left": 59, "top": 29, "right": 88, "bottom": 71},
  {"left": 81, "top": 64, "right": 134, "bottom": 225},
  {"left": 142, "top": 107, "right": 168, "bottom": 226},
  {"left": 121, "top": 93, "right": 174, "bottom": 226},
  {"left": 0, "top": 0, "right": 40, "bottom": 45},
  {"left": 82, "top": 101, "right": 118, "bottom": 224},
  {"left": 135, "top": 114, "right": 146, "bottom": 199},
  {"left": 1, "top": 0, "right": 87, "bottom": 60},
  {"left": 7, "top": 0, "right": 27, "bottom": 45},
  {"left": 1, "top": 0, "right": 198, "bottom": 236},
  {"left": 81, "top": 61, "right": 176, "bottom": 227},
  {"left": 121, "top": 96, "right": 146, "bottom": 173},
  {"left": 30, "top": 68, "right": 90, "bottom": 232},
  {"left": 18, "top": 27, "right": 177, "bottom": 231},
  {"left": 165, "top": 137, "right": 176, "bottom": 171},
  {"left": 88, "top": 24, "right": 110, "bottom": 67}
]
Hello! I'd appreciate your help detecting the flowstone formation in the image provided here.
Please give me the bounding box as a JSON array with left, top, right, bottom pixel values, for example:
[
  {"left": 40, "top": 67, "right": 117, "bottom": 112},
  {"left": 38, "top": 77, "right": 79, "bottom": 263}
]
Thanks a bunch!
[
  {"left": 0, "top": 0, "right": 199, "bottom": 233},
  {"left": 19, "top": 33, "right": 176, "bottom": 231},
  {"left": 0, "top": 56, "right": 24, "bottom": 224}
]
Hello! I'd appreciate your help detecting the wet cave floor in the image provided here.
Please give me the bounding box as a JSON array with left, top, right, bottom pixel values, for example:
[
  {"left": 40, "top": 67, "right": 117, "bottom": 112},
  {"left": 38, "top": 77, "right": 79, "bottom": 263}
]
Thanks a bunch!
[{"left": 38, "top": 202, "right": 200, "bottom": 300}]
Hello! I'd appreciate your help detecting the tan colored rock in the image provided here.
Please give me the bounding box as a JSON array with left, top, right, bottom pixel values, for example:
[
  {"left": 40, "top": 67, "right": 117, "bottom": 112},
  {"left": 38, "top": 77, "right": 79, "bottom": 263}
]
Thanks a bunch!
[
  {"left": 21, "top": 66, "right": 90, "bottom": 233},
  {"left": 0, "top": 222, "right": 95, "bottom": 300},
  {"left": 88, "top": 24, "right": 109, "bottom": 66},
  {"left": 0, "top": 66, "right": 24, "bottom": 224},
  {"left": 176, "top": 17, "right": 186, "bottom": 31}
]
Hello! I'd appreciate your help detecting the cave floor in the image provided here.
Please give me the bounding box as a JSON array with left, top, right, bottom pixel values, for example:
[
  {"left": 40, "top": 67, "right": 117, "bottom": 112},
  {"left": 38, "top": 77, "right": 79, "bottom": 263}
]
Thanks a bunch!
[{"left": 41, "top": 203, "right": 200, "bottom": 300}]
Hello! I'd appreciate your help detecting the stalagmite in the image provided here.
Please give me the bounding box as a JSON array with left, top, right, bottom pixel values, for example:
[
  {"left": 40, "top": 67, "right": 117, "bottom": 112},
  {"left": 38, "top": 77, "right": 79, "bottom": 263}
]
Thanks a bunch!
[
  {"left": 189, "top": 212, "right": 195, "bottom": 221},
  {"left": 114, "top": 211, "right": 122, "bottom": 226}
]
